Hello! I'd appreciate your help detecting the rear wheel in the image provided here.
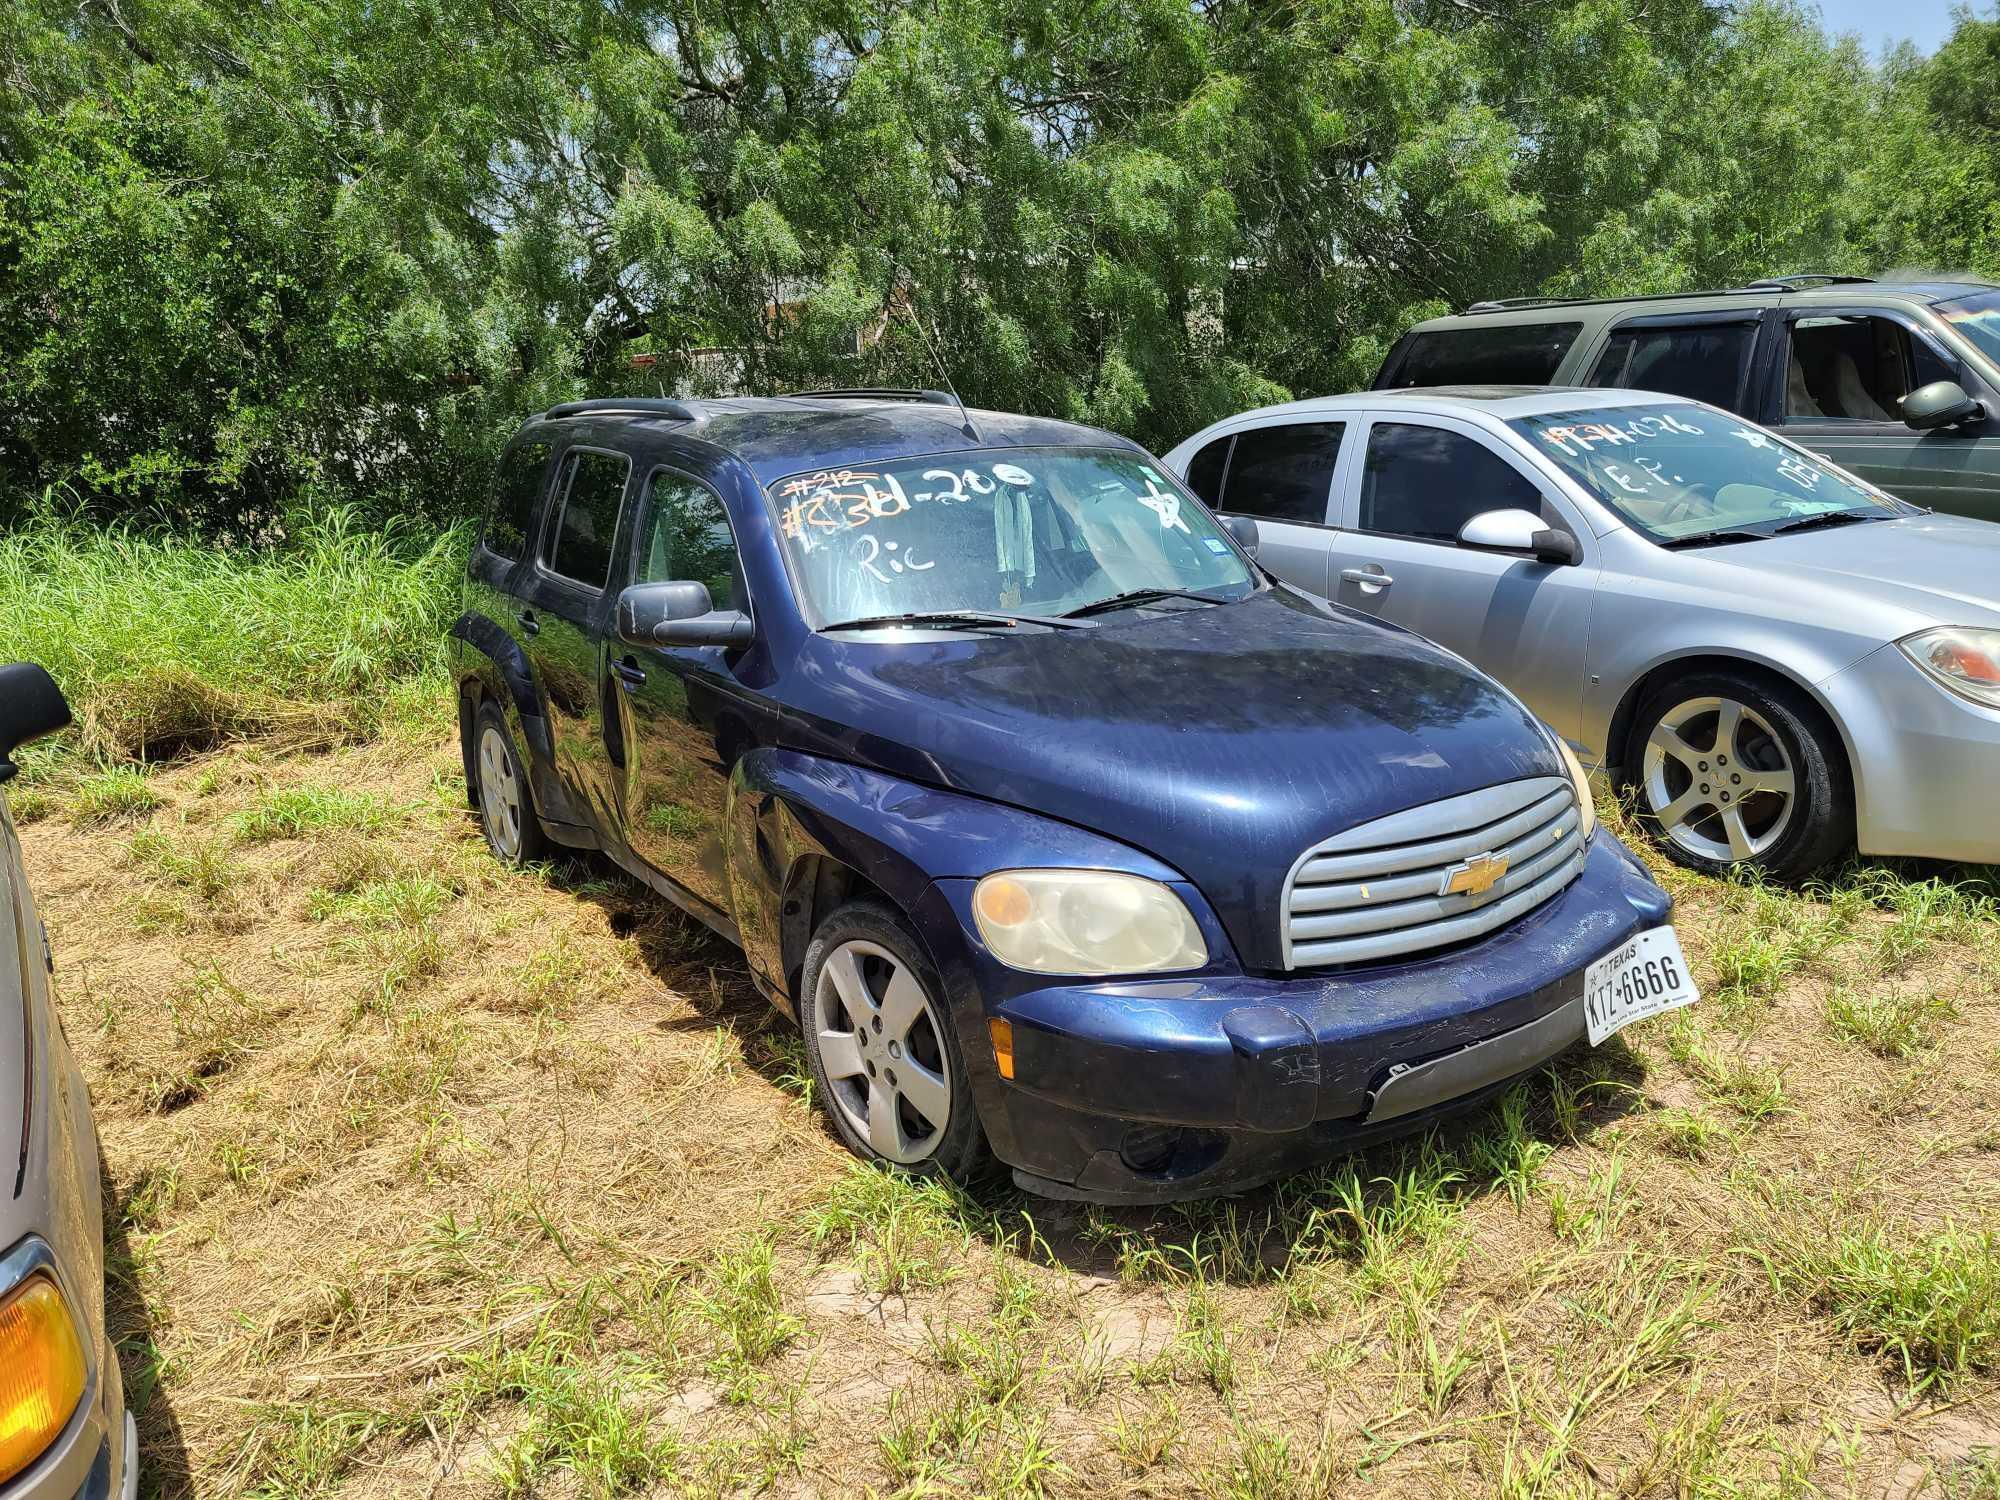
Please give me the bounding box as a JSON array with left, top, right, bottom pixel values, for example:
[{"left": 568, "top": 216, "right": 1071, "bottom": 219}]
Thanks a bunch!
[
  {"left": 1625, "top": 669, "right": 1850, "bottom": 880},
  {"left": 800, "top": 901, "right": 987, "bottom": 1180},
  {"left": 473, "top": 699, "right": 547, "bottom": 866}
]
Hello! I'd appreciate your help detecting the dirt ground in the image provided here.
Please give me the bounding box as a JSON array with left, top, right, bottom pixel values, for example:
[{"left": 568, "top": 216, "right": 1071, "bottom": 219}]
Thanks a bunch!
[{"left": 17, "top": 732, "right": 2000, "bottom": 1498}]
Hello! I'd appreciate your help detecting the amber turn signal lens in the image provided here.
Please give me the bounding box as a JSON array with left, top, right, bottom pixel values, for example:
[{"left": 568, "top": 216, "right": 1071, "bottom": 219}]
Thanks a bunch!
[
  {"left": 988, "top": 1018, "right": 1015, "bottom": 1080},
  {"left": 973, "top": 876, "right": 1032, "bottom": 928},
  {"left": 0, "top": 1276, "right": 87, "bottom": 1484}
]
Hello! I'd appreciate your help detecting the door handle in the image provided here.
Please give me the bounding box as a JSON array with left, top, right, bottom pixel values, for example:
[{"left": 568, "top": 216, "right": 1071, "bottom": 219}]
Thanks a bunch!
[
  {"left": 1340, "top": 566, "right": 1394, "bottom": 591},
  {"left": 612, "top": 656, "right": 648, "bottom": 691},
  {"left": 515, "top": 608, "right": 540, "bottom": 637}
]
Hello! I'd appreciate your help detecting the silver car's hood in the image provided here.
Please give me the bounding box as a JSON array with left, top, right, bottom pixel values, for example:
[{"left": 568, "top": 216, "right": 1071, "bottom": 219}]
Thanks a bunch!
[{"left": 1709, "top": 515, "right": 2000, "bottom": 631}]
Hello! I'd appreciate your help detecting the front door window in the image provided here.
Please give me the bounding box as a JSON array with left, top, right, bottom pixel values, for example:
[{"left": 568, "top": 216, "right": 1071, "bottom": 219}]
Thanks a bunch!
[
  {"left": 1358, "top": 424, "right": 1546, "bottom": 543},
  {"left": 1783, "top": 314, "right": 1955, "bottom": 422}
]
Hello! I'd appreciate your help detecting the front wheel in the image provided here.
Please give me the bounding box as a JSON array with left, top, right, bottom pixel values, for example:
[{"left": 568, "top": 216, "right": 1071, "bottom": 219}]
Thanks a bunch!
[
  {"left": 799, "top": 901, "right": 988, "bottom": 1180},
  {"left": 1624, "top": 670, "right": 1851, "bottom": 880}
]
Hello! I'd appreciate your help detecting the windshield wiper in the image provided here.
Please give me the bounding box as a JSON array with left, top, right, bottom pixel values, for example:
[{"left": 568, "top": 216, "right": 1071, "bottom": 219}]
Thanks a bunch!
[
  {"left": 1060, "top": 587, "right": 1230, "bottom": 619},
  {"left": 822, "top": 609, "right": 1084, "bottom": 632},
  {"left": 1658, "top": 529, "right": 1769, "bottom": 551},
  {"left": 1769, "top": 509, "right": 1890, "bottom": 536}
]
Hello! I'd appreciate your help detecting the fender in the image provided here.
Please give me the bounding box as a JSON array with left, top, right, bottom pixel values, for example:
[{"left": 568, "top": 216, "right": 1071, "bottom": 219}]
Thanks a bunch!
[
  {"left": 727, "top": 747, "right": 1185, "bottom": 1007},
  {"left": 449, "top": 611, "right": 594, "bottom": 836},
  {"left": 1589, "top": 639, "right": 1871, "bottom": 830}
]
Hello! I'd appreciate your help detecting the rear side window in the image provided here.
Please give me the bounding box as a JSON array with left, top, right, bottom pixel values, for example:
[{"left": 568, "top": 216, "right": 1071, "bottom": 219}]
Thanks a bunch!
[
  {"left": 1359, "top": 424, "right": 1545, "bottom": 543},
  {"left": 1383, "top": 322, "right": 1583, "bottom": 387},
  {"left": 484, "top": 442, "right": 551, "bottom": 560},
  {"left": 1211, "top": 423, "right": 1345, "bottom": 524},
  {"left": 542, "top": 450, "right": 632, "bottom": 588},
  {"left": 1589, "top": 321, "right": 1758, "bottom": 412}
]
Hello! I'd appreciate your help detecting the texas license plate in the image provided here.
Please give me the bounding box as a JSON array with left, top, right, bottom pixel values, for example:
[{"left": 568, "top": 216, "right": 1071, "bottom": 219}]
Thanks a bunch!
[{"left": 1583, "top": 926, "right": 1699, "bottom": 1045}]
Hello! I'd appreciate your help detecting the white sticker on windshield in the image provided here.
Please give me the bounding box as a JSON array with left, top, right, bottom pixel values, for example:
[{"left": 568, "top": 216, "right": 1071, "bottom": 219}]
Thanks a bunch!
[
  {"left": 992, "top": 463, "right": 1035, "bottom": 487},
  {"left": 1136, "top": 477, "right": 1191, "bottom": 533},
  {"left": 1203, "top": 537, "right": 1230, "bottom": 554}
]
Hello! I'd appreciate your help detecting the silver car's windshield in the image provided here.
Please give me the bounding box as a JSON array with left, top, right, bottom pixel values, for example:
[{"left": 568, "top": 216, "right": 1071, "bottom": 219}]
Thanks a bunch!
[
  {"left": 1509, "top": 403, "right": 1904, "bottom": 544},
  {"left": 1939, "top": 289, "right": 2000, "bottom": 367},
  {"left": 767, "top": 446, "right": 1257, "bottom": 628}
]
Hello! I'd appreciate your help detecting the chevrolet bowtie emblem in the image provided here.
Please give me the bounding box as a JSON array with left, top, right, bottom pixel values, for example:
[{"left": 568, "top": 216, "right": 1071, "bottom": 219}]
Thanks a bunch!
[{"left": 1441, "top": 852, "right": 1509, "bottom": 898}]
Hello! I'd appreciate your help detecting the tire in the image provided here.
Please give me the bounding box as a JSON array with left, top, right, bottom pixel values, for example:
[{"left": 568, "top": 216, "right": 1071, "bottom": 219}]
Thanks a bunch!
[
  {"left": 472, "top": 698, "right": 548, "bottom": 866},
  {"left": 799, "top": 900, "right": 988, "bottom": 1181},
  {"left": 1623, "top": 669, "right": 1851, "bottom": 881}
]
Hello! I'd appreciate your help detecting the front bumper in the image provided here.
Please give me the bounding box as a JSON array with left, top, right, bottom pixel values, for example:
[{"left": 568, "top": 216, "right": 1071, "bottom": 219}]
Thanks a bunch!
[
  {"left": 930, "top": 832, "right": 1670, "bottom": 1203},
  {"left": 1822, "top": 643, "right": 2000, "bottom": 863}
]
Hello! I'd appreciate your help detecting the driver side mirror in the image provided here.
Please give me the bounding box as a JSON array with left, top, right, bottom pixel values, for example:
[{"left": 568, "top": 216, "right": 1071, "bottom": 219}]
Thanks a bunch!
[
  {"left": 1457, "top": 508, "right": 1583, "bottom": 567},
  {"left": 0, "top": 663, "right": 73, "bottom": 784},
  {"left": 616, "top": 581, "right": 754, "bottom": 649},
  {"left": 1901, "top": 380, "right": 1984, "bottom": 432},
  {"left": 1221, "top": 514, "right": 1260, "bottom": 559}
]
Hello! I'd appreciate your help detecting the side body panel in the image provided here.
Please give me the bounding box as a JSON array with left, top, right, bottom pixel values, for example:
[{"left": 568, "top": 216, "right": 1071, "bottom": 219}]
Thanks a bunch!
[{"left": 1, "top": 797, "right": 123, "bottom": 1498}]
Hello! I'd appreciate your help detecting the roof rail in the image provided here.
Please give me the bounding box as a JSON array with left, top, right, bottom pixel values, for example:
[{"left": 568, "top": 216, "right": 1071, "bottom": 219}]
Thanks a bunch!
[
  {"left": 1456, "top": 285, "right": 1775, "bottom": 317},
  {"left": 1462, "top": 296, "right": 1577, "bottom": 314},
  {"left": 1742, "top": 273, "right": 1876, "bottom": 291},
  {"left": 543, "top": 397, "right": 699, "bottom": 422},
  {"left": 783, "top": 388, "right": 959, "bottom": 407}
]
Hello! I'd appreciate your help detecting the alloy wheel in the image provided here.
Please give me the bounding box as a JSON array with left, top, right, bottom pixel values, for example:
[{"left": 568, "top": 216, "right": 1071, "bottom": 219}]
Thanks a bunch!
[
  {"left": 814, "top": 938, "right": 953, "bottom": 1165},
  {"left": 478, "top": 723, "right": 525, "bottom": 861},
  {"left": 1641, "top": 695, "right": 1796, "bottom": 864}
]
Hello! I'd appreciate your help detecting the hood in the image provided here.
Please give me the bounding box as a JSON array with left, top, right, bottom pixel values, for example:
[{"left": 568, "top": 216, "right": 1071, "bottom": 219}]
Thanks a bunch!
[
  {"left": 1724, "top": 514, "right": 2000, "bottom": 630},
  {"left": 786, "top": 588, "right": 1562, "bottom": 970}
]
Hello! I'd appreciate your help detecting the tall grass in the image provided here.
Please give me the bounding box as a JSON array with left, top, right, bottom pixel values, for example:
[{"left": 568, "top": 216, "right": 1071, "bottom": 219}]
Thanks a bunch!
[{"left": 0, "top": 510, "right": 466, "bottom": 766}]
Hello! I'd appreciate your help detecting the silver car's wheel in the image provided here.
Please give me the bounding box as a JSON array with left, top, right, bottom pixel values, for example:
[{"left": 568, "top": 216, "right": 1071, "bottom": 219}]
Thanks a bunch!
[
  {"left": 478, "top": 722, "right": 528, "bottom": 861},
  {"left": 1642, "top": 695, "right": 1796, "bottom": 864},
  {"left": 813, "top": 938, "right": 954, "bottom": 1166}
]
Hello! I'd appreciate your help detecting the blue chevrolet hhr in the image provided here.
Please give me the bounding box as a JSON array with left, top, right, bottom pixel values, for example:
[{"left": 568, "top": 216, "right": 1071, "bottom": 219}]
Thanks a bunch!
[{"left": 451, "top": 390, "right": 1689, "bottom": 1203}]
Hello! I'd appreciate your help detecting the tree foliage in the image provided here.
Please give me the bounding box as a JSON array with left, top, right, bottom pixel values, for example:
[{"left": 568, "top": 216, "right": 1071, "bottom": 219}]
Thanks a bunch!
[{"left": 1, "top": 0, "right": 1996, "bottom": 531}]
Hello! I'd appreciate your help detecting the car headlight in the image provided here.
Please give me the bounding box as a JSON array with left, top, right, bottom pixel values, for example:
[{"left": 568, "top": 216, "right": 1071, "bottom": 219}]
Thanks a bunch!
[
  {"left": 972, "top": 869, "right": 1207, "bottom": 975},
  {"left": 1899, "top": 627, "right": 2000, "bottom": 709},
  {"left": 1552, "top": 733, "right": 1597, "bottom": 842},
  {"left": 0, "top": 1275, "right": 86, "bottom": 1484}
]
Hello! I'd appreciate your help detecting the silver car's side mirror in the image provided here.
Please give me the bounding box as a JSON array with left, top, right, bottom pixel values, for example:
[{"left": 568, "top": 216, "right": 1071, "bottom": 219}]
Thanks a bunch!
[
  {"left": 1221, "top": 514, "right": 1260, "bottom": 559},
  {"left": 616, "top": 581, "right": 755, "bottom": 648},
  {"left": 1458, "top": 508, "right": 1582, "bottom": 567}
]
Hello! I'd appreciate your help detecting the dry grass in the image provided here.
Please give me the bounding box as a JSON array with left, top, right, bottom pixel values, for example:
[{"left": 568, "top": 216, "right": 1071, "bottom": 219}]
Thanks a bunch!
[{"left": 22, "top": 747, "right": 2000, "bottom": 1498}]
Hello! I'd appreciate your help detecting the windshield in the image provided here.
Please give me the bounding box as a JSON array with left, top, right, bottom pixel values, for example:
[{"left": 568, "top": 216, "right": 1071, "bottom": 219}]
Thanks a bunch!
[
  {"left": 768, "top": 446, "right": 1257, "bottom": 627},
  {"left": 1940, "top": 290, "right": 2000, "bottom": 368},
  {"left": 1508, "top": 403, "right": 1903, "bottom": 543}
]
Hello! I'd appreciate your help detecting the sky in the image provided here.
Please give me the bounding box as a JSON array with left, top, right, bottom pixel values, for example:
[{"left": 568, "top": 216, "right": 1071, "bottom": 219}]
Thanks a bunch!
[{"left": 1813, "top": 0, "right": 1972, "bottom": 55}]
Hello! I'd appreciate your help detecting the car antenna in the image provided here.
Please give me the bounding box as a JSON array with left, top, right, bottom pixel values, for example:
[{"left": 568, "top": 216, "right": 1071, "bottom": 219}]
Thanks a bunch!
[{"left": 899, "top": 292, "right": 978, "bottom": 440}]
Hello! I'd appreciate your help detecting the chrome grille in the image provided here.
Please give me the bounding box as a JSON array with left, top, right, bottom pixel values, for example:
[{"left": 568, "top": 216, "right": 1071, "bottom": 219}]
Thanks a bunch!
[{"left": 1282, "top": 776, "right": 1585, "bottom": 969}]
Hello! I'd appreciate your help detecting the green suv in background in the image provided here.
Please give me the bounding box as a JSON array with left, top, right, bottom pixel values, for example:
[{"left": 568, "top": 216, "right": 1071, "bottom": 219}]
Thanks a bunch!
[{"left": 1374, "top": 273, "right": 2000, "bottom": 520}]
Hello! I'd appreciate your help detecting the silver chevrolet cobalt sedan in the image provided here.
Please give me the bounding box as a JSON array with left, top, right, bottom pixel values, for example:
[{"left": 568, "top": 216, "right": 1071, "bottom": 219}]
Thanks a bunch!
[{"left": 1166, "top": 387, "right": 2000, "bottom": 878}]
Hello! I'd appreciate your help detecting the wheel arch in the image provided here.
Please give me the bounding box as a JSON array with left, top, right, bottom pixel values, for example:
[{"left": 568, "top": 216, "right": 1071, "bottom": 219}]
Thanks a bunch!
[
  {"left": 1602, "top": 651, "right": 1858, "bottom": 810},
  {"left": 778, "top": 853, "right": 897, "bottom": 1007}
]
